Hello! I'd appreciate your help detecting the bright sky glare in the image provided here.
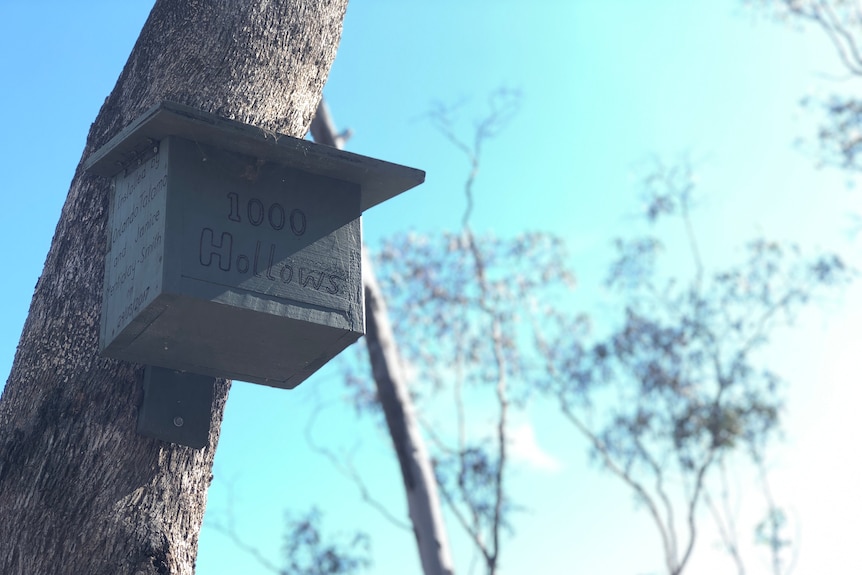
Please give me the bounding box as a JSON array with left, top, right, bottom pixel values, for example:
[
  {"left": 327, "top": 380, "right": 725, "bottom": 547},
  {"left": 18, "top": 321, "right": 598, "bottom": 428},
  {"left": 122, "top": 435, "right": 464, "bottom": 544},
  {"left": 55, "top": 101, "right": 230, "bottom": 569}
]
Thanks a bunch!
[{"left": 1, "top": 2, "right": 861, "bottom": 574}]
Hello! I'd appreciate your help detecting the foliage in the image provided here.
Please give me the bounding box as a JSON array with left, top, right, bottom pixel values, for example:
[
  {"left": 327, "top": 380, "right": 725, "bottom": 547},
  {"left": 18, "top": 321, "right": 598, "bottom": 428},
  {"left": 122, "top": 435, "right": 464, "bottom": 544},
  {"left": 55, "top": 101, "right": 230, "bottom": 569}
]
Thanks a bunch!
[
  {"left": 207, "top": 478, "right": 371, "bottom": 575},
  {"left": 749, "top": 1, "right": 862, "bottom": 171},
  {"left": 279, "top": 508, "right": 371, "bottom": 575}
]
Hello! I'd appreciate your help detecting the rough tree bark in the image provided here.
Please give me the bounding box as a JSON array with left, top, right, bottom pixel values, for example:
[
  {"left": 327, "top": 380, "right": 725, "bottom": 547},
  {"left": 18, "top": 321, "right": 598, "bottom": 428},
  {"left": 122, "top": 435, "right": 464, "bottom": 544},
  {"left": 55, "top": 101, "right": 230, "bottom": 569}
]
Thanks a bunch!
[
  {"left": 0, "top": 2, "right": 347, "bottom": 574},
  {"left": 311, "top": 101, "right": 456, "bottom": 575}
]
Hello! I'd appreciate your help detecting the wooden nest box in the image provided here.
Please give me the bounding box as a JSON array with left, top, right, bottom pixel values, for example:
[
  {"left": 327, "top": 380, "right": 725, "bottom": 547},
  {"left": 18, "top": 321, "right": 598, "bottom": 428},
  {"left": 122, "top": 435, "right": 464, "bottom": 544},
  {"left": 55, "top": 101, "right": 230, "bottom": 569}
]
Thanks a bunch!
[{"left": 85, "top": 101, "right": 424, "bottom": 389}]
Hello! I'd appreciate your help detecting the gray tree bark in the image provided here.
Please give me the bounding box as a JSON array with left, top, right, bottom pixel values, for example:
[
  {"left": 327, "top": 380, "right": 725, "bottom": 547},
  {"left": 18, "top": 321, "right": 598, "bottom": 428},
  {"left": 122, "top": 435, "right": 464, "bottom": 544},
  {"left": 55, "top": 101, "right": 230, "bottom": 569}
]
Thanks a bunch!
[
  {"left": 0, "top": 2, "right": 347, "bottom": 574},
  {"left": 311, "top": 101, "right": 456, "bottom": 575}
]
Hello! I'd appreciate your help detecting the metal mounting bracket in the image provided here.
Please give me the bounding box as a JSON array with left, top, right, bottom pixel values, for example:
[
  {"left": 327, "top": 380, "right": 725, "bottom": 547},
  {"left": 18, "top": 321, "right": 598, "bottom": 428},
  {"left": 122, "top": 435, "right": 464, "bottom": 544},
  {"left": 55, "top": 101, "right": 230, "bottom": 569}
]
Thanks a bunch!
[{"left": 138, "top": 365, "right": 215, "bottom": 449}]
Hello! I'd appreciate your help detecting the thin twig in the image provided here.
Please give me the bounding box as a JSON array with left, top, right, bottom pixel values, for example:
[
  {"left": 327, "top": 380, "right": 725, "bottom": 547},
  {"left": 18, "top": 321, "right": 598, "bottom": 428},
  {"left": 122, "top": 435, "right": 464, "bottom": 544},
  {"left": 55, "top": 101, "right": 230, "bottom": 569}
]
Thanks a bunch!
[
  {"left": 206, "top": 477, "right": 283, "bottom": 574},
  {"left": 304, "top": 400, "right": 412, "bottom": 531}
]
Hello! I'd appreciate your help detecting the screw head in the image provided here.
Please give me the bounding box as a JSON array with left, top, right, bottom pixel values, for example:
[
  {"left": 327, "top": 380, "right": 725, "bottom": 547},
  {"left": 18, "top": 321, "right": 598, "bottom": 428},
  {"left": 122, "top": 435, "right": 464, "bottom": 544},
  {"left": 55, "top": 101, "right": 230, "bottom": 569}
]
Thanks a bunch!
[{"left": 173, "top": 416, "right": 184, "bottom": 427}]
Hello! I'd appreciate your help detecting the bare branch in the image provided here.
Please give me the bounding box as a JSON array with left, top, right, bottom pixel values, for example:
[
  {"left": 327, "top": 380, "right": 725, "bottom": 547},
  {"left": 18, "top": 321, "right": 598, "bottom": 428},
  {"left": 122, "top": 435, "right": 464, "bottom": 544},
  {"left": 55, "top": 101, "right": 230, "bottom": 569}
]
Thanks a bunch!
[
  {"left": 676, "top": 448, "right": 717, "bottom": 574},
  {"left": 810, "top": 1, "right": 862, "bottom": 75},
  {"left": 633, "top": 433, "right": 680, "bottom": 564},
  {"left": 206, "top": 477, "right": 284, "bottom": 574},
  {"left": 435, "top": 472, "right": 495, "bottom": 568},
  {"left": 303, "top": 398, "right": 413, "bottom": 532},
  {"left": 427, "top": 88, "right": 521, "bottom": 229}
]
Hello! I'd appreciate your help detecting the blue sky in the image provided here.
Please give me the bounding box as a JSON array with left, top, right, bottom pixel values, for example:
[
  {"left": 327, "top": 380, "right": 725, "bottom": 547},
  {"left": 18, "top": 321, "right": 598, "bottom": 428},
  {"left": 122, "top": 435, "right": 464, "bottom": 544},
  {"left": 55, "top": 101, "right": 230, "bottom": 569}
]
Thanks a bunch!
[{"left": 1, "top": 1, "right": 861, "bottom": 574}]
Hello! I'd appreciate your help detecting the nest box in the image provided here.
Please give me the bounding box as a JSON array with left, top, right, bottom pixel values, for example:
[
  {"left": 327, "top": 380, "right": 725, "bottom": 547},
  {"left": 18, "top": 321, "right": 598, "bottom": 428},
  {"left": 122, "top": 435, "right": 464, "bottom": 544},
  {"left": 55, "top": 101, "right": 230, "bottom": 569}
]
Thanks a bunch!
[{"left": 85, "top": 102, "right": 423, "bottom": 390}]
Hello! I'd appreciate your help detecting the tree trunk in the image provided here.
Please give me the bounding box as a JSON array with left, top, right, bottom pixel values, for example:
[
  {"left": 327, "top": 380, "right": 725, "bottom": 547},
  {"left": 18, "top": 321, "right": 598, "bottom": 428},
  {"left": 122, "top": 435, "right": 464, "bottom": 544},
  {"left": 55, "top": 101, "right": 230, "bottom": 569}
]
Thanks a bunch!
[
  {"left": 311, "top": 101, "right": 456, "bottom": 575},
  {"left": 0, "top": 2, "right": 347, "bottom": 574}
]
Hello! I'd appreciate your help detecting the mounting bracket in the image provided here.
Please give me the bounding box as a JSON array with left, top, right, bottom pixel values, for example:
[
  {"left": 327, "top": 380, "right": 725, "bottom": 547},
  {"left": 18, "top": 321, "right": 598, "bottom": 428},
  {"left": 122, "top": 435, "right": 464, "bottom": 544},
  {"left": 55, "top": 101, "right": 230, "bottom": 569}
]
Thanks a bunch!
[{"left": 138, "top": 365, "right": 215, "bottom": 449}]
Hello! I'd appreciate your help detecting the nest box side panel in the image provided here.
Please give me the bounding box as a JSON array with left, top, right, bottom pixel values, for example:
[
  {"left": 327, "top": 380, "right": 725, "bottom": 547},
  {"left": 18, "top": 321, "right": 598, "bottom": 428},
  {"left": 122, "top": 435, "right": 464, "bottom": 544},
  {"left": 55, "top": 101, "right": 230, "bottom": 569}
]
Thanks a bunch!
[{"left": 100, "top": 143, "right": 169, "bottom": 355}]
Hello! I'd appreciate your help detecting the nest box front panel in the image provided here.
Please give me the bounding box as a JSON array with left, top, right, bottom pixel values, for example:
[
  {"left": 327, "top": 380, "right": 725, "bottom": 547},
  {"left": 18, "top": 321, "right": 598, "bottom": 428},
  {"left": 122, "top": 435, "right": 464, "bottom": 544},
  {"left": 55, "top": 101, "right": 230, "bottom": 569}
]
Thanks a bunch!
[{"left": 172, "top": 137, "right": 361, "bottom": 318}]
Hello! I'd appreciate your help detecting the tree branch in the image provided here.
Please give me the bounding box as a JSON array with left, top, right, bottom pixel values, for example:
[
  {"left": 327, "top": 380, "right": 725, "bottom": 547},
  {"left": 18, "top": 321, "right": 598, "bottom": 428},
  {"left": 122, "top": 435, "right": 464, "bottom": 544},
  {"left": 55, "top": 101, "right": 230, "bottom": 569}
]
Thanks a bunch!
[
  {"left": 558, "top": 402, "right": 679, "bottom": 574},
  {"left": 703, "top": 459, "right": 746, "bottom": 575}
]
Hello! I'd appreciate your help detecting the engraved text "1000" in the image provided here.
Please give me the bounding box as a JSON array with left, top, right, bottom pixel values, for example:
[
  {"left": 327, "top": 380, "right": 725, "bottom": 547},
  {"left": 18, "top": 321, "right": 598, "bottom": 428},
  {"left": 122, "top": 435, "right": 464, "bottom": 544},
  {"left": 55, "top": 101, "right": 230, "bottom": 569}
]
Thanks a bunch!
[{"left": 227, "top": 192, "right": 306, "bottom": 235}]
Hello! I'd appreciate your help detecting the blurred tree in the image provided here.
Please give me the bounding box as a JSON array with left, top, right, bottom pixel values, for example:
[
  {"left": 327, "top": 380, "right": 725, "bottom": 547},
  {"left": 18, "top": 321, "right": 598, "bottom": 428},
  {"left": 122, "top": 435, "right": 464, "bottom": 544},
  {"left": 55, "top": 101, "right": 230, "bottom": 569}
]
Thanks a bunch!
[
  {"left": 208, "top": 489, "right": 370, "bottom": 575},
  {"left": 368, "top": 154, "right": 848, "bottom": 575},
  {"left": 535, "top": 160, "right": 848, "bottom": 574},
  {"left": 279, "top": 508, "right": 371, "bottom": 575},
  {"left": 0, "top": 1, "right": 347, "bottom": 573}
]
